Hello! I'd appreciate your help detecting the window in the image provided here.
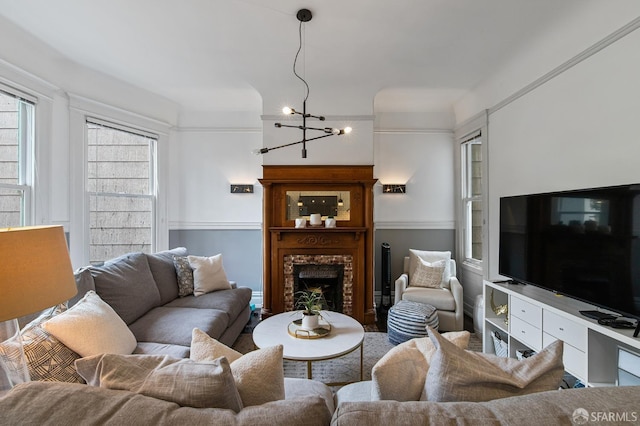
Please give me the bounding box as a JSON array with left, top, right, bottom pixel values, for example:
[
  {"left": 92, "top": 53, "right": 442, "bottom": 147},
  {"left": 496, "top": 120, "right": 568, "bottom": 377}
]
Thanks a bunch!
[
  {"left": 0, "top": 89, "right": 34, "bottom": 227},
  {"left": 87, "top": 119, "right": 157, "bottom": 264},
  {"left": 462, "top": 133, "right": 482, "bottom": 262}
]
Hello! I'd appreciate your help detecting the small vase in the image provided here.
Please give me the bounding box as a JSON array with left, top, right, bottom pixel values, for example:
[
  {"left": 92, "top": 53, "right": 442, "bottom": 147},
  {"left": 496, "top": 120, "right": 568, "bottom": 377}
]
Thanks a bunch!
[{"left": 301, "top": 313, "right": 319, "bottom": 331}]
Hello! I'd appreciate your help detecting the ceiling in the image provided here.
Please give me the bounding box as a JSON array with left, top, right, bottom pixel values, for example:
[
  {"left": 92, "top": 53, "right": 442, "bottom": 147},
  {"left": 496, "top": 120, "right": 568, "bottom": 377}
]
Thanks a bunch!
[{"left": 0, "top": 0, "right": 584, "bottom": 115}]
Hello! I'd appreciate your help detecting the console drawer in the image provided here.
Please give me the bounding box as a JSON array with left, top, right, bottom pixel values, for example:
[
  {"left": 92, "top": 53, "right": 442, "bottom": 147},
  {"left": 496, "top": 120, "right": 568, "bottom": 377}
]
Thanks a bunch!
[
  {"left": 510, "top": 316, "right": 542, "bottom": 350},
  {"left": 543, "top": 310, "right": 586, "bottom": 351},
  {"left": 543, "top": 333, "right": 586, "bottom": 381},
  {"left": 510, "top": 296, "right": 542, "bottom": 328}
]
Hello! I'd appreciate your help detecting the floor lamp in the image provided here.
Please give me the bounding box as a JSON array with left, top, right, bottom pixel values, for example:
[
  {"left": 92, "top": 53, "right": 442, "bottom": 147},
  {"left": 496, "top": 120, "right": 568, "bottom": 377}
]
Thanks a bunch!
[{"left": 0, "top": 226, "right": 77, "bottom": 392}]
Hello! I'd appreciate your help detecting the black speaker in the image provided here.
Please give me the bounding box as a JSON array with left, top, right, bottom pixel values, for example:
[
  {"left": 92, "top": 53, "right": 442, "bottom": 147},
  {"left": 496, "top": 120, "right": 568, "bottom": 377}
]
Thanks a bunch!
[{"left": 380, "top": 242, "right": 392, "bottom": 313}]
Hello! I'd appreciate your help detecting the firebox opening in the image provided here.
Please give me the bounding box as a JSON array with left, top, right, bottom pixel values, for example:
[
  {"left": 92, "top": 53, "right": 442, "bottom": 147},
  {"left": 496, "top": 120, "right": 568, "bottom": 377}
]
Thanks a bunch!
[{"left": 293, "top": 264, "right": 344, "bottom": 313}]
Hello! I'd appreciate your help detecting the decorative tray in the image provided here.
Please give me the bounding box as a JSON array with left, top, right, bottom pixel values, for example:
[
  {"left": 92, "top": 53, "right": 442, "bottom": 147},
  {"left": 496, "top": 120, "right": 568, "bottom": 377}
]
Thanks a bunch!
[{"left": 287, "top": 319, "right": 332, "bottom": 339}]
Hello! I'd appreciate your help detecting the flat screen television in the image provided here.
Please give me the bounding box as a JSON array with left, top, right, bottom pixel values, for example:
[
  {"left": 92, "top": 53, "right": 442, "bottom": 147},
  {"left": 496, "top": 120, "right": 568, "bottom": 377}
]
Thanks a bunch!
[{"left": 499, "top": 184, "right": 640, "bottom": 321}]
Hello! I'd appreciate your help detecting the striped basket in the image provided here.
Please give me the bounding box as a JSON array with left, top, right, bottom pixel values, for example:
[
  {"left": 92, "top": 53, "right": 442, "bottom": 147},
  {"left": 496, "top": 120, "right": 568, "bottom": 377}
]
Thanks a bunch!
[{"left": 387, "top": 300, "right": 439, "bottom": 345}]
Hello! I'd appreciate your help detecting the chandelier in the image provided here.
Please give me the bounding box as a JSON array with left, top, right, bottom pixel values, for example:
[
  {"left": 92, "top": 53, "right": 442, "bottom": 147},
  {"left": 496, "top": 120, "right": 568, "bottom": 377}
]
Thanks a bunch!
[{"left": 252, "top": 8, "right": 351, "bottom": 158}]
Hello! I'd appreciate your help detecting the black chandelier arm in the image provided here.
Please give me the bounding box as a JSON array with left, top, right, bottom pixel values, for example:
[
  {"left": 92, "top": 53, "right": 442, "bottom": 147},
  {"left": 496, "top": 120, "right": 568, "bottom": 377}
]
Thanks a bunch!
[
  {"left": 275, "top": 123, "right": 338, "bottom": 134},
  {"left": 256, "top": 132, "right": 337, "bottom": 155}
]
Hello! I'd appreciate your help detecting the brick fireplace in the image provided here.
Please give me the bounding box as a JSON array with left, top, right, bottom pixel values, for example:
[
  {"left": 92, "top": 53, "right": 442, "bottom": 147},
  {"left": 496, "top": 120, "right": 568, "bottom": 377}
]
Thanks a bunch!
[
  {"left": 285, "top": 254, "right": 353, "bottom": 314},
  {"left": 259, "top": 165, "right": 376, "bottom": 324}
]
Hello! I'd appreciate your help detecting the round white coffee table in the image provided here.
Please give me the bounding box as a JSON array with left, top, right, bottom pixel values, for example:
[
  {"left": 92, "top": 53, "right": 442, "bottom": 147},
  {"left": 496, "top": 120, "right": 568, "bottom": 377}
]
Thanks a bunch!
[{"left": 252, "top": 310, "right": 365, "bottom": 385}]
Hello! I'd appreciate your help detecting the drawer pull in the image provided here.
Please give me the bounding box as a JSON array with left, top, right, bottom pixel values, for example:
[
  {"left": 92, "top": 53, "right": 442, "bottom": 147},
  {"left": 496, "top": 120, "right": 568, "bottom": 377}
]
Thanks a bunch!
[{"left": 559, "top": 327, "right": 564, "bottom": 331}]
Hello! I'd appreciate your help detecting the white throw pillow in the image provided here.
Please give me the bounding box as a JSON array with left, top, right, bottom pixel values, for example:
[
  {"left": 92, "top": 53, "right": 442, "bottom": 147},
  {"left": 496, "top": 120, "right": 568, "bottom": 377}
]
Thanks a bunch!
[
  {"left": 42, "top": 291, "right": 137, "bottom": 357},
  {"left": 187, "top": 254, "right": 231, "bottom": 296},
  {"left": 409, "top": 249, "right": 452, "bottom": 288}
]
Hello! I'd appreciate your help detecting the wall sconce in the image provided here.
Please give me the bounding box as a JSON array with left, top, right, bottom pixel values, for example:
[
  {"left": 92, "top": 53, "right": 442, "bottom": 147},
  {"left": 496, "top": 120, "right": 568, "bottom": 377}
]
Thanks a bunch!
[
  {"left": 230, "top": 185, "right": 254, "bottom": 194},
  {"left": 383, "top": 184, "right": 406, "bottom": 194}
]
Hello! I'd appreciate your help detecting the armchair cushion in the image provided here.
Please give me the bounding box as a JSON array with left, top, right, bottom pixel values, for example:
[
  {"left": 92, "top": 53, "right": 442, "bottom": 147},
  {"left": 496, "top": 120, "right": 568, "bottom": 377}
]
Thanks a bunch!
[
  {"left": 401, "top": 287, "right": 456, "bottom": 311},
  {"left": 409, "top": 250, "right": 452, "bottom": 289}
]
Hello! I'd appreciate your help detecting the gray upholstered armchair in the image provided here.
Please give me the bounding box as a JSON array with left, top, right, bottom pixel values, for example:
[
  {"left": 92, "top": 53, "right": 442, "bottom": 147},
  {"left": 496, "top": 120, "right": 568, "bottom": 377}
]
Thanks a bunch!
[{"left": 394, "top": 250, "right": 464, "bottom": 331}]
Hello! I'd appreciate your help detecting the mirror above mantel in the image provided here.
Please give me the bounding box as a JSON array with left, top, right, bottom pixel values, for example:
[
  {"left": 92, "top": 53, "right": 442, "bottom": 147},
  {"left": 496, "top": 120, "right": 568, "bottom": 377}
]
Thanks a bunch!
[{"left": 286, "top": 190, "right": 350, "bottom": 221}]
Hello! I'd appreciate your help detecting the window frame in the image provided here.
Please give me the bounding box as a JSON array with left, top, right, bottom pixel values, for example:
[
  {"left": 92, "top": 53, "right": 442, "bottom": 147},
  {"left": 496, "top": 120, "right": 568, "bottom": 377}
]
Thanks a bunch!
[
  {"left": 460, "top": 132, "right": 483, "bottom": 266},
  {"left": 68, "top": 94, "right": 170, "bottom": 268},
  {"left": 0, "top": 87, "right": 35, "bottom": 227}
]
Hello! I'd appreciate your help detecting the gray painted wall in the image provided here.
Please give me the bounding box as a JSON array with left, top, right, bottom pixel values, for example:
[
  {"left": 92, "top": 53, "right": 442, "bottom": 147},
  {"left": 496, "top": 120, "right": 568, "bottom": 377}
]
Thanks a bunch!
[
  {"left": 374, "top": 230, "right": 455, "bottom": 306},
  {"left": 169, "top": 229, "right": 262, "bottom": 292}
]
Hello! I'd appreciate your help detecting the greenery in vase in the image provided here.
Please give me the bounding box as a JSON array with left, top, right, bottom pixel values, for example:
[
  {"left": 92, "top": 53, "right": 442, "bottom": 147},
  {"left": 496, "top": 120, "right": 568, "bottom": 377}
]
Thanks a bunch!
[{"left": 295, "top": 288, "right": 326, "bottom": 316}]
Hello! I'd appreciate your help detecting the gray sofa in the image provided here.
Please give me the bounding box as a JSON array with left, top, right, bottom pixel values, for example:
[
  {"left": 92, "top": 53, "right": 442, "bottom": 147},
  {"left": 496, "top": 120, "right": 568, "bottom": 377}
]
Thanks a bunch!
[{"left": 71, "top": 247, "right": 253, "bottom": 357}]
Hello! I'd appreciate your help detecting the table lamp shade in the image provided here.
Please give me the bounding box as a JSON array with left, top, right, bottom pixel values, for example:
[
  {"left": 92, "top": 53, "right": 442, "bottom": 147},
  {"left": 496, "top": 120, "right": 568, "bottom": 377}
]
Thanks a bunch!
[{"left": 0, "top": 226, "right": 77, "bottom": 322}]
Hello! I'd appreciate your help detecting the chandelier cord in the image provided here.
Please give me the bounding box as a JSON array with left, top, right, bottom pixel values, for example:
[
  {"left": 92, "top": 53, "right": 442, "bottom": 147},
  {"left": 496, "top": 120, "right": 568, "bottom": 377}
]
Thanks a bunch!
[{"left": 293, "top": 19, "right": 310, "bottom": 103}]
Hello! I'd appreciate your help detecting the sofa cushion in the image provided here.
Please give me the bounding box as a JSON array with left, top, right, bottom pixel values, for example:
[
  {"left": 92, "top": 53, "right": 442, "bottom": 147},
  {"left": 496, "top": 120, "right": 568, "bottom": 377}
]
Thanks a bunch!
[
  {"left": 1, "top": 381, "right": 333, "bottom": 426},
  {"left": 68, "top": 267, "right": 95, "bottom": 307},
  {"left": 128, "top": 307, "right": 229, "bottom": 347},
  {"left": 173, "top": 255, "right": 195, "bottom": 297},
  {"left": 91, "top": 252, "right": 161, "bottom": 324},
  {"left": 42, "top": 291, "right": 137, "bottom": 357},
  {"left": 424, "top": 327, "right": 564, "bottom": 402},
  {"left": 371, "top": 331, "right": 470, "bottom": 401},
  {"left": 189, "top": 329, "right": 285, "bottom": 407},
  {"left": 134, "top": 342, "right": 191, "bottom": 358},
  {"left": 164, "top": 287, "right": 252, "bottom": 322},
  {"left": 146, "top": 247, "right": 187, "bottom": 304},
  {"left": 75, "top": 354, "right": 243, "bottom": 412},
  {"left": 188, "top": 254, "right": 232, "bottom": 296}
]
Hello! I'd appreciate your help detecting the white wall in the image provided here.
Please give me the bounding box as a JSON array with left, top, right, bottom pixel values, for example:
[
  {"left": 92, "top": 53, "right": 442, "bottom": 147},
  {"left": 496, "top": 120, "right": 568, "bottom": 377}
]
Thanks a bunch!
[
  {"left": 455, "top": 6, "right": 640, "bottom": 282},
  {"left": 168, "top": 129, "right": 264, "bottom": 229}
]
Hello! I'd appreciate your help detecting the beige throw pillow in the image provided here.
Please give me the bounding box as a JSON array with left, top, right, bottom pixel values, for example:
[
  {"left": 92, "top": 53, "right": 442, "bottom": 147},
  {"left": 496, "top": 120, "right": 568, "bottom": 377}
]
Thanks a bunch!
[
  {"left": 42, "top": 291, "right": 137, "bottom": 357},
  {"left": 410, "top": 258, "right": 446, "bottom": 288},
  {"left": 188, "top": 254, "right": 232, "bottom": 296},
  {"left": 75, "top": 353, "right": 243, "bottom": 412},
  {"left": 371, "top": 331, "right": 470, "bottom": 401},
  {"left": 190, "top": 328, "right": 242, "bottom": 363},
  {"left": 409, "top": 249, "right": 451, "bottom": 288},
  {"left": 189, "top": 329, "right": 285, "bottom": 407},
  {"left": 424, "top": 327, "right": 564, "bottom": 402}
]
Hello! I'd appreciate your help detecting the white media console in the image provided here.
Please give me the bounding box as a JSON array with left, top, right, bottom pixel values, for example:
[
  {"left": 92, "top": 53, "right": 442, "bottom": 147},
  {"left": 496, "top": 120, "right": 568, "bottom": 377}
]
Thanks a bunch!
[{"left": 483, "top": 280, "right": 640, "bottom": 387}]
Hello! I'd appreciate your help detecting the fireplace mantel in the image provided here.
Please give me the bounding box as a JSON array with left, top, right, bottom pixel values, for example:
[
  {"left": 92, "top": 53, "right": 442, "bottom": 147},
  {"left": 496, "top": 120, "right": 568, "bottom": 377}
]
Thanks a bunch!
[{"left": 259, "top": 166, "right": 376, "bottom": 324}]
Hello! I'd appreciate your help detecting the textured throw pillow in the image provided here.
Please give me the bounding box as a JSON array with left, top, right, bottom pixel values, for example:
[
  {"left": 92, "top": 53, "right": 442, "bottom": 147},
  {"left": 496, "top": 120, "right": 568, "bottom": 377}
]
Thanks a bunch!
[
  {"left": 371, "top": 331, "right": 470, "bottom": 401},
  {"left": 20, "top": 305, "right": 84, "bottom": 383},
  {"left": 42, "top": 291, "right": 137, "bottom": 357},
  {"left": 410, "top": 258, "right": 446, "bottom": 288},
  {"left": 409, "top": 249, "right": 452, "bottom": 288},
  {"left": 189, "top": 330, "right": 285, "bottom": 407},
  {"left": 190, "top": 328, "right": 242, "bottom": 363},
  {"left": 188, "top": 254, "right": 232, "bottom": 296},
  {"left": 0, "top": 305, "right": 83, "bottom": 384},
  {"left": 424, "top": 327, "right": 564, "bottom": 402},
  {"left": 75, "top": 353, "right": 243, "bottom": 412},
  {"left": 90, "top": 252, "right": 161, "bottom": 324},
  {"left": 173, "top": 255, "right": 194, "bottom": 297}
]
